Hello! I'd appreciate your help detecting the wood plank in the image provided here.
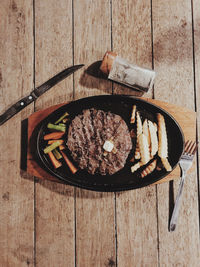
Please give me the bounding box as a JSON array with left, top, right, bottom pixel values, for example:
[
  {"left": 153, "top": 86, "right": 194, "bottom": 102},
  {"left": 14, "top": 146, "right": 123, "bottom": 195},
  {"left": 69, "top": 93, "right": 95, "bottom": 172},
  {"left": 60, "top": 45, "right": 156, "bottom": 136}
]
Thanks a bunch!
[
  {"left": 152, "top": 0, "right": 200, "bottom": 265},
  {"left": 73, "top": 1, "right": 116, "bottom": 266},
  {"left": 193, "top": 0, "right": 200, "bottom": 199},
  {"left": 34, "top": 0, "right": 75, "bottom": 266},
  {"left": 73, "top": 0, "right": 112, "bottom": 99},
  {"left": 112, "top": 0, "right": 153, "bottom": 99},
  {"left": 112, "top": 1, "right": 159, "bottom": 266},
  {"left": 0, "top": 0, "right": 34, "bottom": 266}
]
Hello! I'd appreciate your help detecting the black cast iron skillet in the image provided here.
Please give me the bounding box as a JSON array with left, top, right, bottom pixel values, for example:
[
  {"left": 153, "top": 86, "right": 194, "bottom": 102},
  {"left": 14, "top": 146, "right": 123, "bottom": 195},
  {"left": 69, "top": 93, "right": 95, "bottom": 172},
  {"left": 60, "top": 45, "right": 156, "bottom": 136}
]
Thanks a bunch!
[{"left": 36, "top": 95, "right": 184, "bottom": 192}]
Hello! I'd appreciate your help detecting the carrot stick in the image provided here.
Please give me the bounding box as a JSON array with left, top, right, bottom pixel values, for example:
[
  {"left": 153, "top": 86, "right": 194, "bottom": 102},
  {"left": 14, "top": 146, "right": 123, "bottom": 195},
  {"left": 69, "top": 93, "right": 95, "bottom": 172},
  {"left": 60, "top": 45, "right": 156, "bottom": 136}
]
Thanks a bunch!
[
  {"left": 48, "top": 151, "right": 62, "bottom": 169},
  {"left": 59, "top": 144, "right": 66, "bottom": 150},
  {"left": 44, "top": 132, "right": 65, "bottom": 140},
  {"left": 61, "top": 151, "right": 78, "bottom": 174},
  {"left": 48, "top": 139, "right": 64, "bottom": 145}
]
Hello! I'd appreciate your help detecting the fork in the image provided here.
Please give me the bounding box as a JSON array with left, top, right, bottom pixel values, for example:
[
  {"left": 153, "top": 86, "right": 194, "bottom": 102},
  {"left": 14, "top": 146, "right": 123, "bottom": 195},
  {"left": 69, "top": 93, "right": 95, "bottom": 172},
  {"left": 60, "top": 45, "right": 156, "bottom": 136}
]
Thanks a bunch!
[{"left": 169, "top": 140, "right": 198, "bottom": 232}]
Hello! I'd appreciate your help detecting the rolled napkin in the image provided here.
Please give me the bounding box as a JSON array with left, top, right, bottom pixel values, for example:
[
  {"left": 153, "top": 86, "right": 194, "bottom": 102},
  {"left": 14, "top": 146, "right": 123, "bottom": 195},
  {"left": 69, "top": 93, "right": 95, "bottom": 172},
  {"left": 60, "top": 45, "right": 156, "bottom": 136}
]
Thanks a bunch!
[{"left": 100, "top": 51, "right": 156, "bottom": 92}]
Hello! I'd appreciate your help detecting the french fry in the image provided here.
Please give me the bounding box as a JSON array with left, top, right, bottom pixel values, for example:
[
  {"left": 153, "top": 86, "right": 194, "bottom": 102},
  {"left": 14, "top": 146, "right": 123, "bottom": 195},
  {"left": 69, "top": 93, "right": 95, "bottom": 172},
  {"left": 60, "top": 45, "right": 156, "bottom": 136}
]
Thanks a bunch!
[
  {"left": 130, "top": 105, "right": 136, "bottom": 124},
  {"left": 131, "top": 162, "right": 142, "bottom": 173},
  {"left": 136, "top": 112, "right": 143, "bottom": 137},
  {"left": 134, "top": 112, "right": 143, "bottom": 159},
  {"left": 138, "top": 133, "right": 150, "bottom": 165},
  {"left": 141, "top": 159, "right": 157, "bottom": 178},
  {"left": 135, "top": 142, "right": 141, "bottom": 159},
  {"left": 156, "top": 114, "right": 173, "bottom": 172},
  {"left": 143, "top": 119, "right": 151, "bottom": 148},
  {"left": 148, "top": 120, "right": 158, "bottom": 157},
  {"left": 59, "top": 144, "right": 66, "bottom": 150},
  {"left": 154, "top": 122, "right": 158, "bottom": 132},
  {"left": 157, "top": 113, "right": 168, "bottom": 158},
  {"left": 161, "top": 158, "right": 172, "bottom": 172}
]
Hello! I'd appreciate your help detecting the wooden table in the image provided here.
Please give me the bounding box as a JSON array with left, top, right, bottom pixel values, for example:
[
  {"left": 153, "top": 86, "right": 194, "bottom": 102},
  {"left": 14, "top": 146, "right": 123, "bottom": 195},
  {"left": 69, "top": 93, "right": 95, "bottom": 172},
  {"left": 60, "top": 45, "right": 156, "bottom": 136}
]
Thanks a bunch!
[{"left": 1, "top": 1, "right": 200, "bottom": 266}]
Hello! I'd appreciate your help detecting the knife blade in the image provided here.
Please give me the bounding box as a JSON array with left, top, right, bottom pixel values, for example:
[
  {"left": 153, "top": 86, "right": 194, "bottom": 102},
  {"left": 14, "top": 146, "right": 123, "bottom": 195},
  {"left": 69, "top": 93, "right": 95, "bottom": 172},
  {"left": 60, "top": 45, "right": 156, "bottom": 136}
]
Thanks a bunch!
[{"left": 0, "top": 64, "right": 84, "bottom": 126}]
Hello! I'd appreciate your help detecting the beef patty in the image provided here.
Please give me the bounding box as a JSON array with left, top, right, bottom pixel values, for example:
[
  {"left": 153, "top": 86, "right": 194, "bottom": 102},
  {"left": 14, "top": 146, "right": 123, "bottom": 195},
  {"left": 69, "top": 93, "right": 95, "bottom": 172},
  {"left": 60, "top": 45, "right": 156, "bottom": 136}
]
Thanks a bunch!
[{"left": 67, "top": 108, "right": 132, "bottom": 175}]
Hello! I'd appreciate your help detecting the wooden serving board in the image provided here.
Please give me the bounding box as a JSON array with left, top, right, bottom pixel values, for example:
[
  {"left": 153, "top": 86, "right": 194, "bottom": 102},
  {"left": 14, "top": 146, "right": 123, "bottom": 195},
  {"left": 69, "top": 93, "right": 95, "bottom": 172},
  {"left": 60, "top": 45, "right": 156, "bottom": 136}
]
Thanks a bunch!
[{"left": 26, "top": 98, "right": 196, "bottom": 185}]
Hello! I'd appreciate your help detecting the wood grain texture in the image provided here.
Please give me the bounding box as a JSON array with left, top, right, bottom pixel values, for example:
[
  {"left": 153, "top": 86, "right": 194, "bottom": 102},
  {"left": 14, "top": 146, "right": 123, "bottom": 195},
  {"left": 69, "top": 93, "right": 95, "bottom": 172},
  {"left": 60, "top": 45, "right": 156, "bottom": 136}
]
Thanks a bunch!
[
  {"left": 0, "top": 1, "right": 34, "bottom": 266},
  {"left": 193, "top": 0, "right": 200, "bottom": 195},
  {"left": 35, "top": 0, "right": 73, "bottom": 111},
  {"left": 152, "top": 0, "right": 200, "bottom": 265},
  {"left": 73, "top": 0, "right": 112, "bottom": 99},
  {"left": 34, "top": 1, "right": 75, "bottom": 266},
  {"left": 112, "top": 0, "right": 153, "bottom": 98},
  {"left": 73, "top": 1, "right": 116, "bottom": 266},
  {"left": 112, "top": 1, "right": 158, "bottom": 266},
  {"left": 0, "top": 0, "right": 34, "bottom": 266},
  {"left": 1, "top": 1, "right": 200, "bottom": 267}
]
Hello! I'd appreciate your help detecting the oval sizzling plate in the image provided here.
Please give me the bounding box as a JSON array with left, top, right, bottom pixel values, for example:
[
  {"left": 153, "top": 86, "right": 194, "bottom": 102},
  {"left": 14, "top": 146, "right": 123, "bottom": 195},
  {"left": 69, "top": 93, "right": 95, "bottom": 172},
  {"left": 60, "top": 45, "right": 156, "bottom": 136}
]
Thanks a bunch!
[{"left": 36, "top": 95, "right": 184, "bottom": 192}]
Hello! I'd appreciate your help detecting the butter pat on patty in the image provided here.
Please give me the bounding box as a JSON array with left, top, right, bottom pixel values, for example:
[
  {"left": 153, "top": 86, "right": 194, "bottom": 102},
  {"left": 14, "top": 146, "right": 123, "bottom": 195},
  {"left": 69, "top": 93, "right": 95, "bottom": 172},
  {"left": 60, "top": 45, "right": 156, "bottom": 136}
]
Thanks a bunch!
[{"left": 103, "top": 140, "right": 114, "bottom": 152}]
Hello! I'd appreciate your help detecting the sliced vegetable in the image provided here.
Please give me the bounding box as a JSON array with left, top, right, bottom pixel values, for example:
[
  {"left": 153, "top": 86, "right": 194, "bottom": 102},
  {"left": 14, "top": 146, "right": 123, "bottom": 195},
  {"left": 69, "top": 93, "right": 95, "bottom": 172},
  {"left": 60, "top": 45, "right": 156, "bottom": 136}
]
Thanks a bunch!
[
  {"left": 48, "top": 139, "right": 64, "bottom": 145},
  {"left": 55, "top": 111, "right": 69, "bottom": 124},
  {"left": 44, "top": 132, "right": 65, "bottom": 140},
  {"left": 47, "top": 123, "right": 66, "bottom": 132},
  {"left": 58, "top": 123, "right": 66, "bottom": 127},
  {"left": 48, "top": 151, "right": 62, "bottom": 168},
  {"left": 59, "top": 144, "right": 66, "bottom": 150},
  {"left": 62, "top": 118, "right": 68, "bottom": 123},
  {"left": 52, "top": 148, "right": 62, "bottom": 160},
  {"left": 61, "top": 151, "right": 78, "bottom": 174},
  {"left": 44, "top": 140, "right": 62, "bottom": 154}
]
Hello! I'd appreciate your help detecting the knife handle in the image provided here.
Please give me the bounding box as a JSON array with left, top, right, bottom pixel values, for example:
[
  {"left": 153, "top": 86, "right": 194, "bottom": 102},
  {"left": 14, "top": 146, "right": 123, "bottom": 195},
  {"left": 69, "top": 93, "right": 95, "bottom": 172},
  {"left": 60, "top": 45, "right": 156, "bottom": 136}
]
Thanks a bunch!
[{"left": 0, "top": 93, "right": 37, "bottom": 126}]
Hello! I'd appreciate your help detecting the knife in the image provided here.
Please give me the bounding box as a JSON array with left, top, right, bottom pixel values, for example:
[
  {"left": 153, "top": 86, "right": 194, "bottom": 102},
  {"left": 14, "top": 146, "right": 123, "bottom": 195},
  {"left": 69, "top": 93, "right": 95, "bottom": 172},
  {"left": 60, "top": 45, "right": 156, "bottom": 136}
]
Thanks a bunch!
[{"left": 0, "top": 64, "right": 84, "bottom": 126}]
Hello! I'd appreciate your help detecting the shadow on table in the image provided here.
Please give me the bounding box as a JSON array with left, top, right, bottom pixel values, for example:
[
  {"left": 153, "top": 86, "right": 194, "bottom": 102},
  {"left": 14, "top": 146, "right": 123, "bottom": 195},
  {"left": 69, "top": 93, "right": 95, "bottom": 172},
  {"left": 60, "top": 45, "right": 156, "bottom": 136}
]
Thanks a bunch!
[
  {"left": 79, "top": 60, "right": 144, "bottom": 97},
  {"left": 20, "top": 118, "right": 28, "bottom": 171},
  {"left": 168, "top": 180, "right": 175, "bottom": 230},
  {"left": 20, "top": 118, "right": 35, "bottom": 182}
]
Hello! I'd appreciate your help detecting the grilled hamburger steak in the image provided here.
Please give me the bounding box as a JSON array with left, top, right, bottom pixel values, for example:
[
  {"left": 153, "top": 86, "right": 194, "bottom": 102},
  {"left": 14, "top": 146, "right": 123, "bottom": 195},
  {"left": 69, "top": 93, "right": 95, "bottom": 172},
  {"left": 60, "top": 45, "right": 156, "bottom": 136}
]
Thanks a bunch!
[{"left": 67, "top": 108, "right": 132, "bottom": 175}]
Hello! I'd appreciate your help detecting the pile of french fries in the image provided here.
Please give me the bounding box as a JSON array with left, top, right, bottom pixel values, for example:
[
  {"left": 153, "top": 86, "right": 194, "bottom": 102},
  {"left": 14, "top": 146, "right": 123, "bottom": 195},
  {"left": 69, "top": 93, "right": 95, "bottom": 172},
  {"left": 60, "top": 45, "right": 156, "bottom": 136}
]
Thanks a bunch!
[{"left": 130, "top": 105, "right": 172, "bottom": 178}]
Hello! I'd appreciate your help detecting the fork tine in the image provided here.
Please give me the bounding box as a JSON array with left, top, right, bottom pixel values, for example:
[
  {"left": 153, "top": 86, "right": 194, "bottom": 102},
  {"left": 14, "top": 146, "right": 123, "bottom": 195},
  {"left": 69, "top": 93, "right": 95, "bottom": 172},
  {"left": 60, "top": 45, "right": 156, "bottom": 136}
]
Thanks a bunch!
[
  {"left": 184, "top": 140, "right": 192, "bottom": 152},
  {"left": 187, "top": 141, "right": 195, "bottom": 154},
  {"left": 184, "top": 140, "right": 189, "bottom": 151},
  {"left": 190, "top": 142, "right": 198, "bottom": 155}
]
